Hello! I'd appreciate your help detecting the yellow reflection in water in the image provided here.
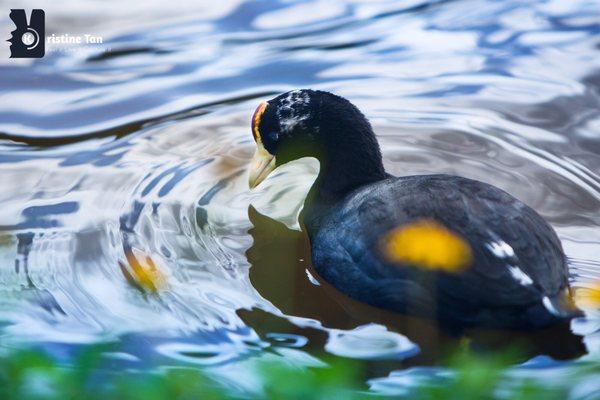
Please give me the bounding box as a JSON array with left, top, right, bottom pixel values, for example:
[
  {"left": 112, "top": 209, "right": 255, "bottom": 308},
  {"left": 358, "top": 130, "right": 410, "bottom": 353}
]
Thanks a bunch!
[
  {"left": 574, "top": 283, "right": 600, "bottom": 309},
  {"left": 121, "top": 249, "right": 167, "bottom": 293}
]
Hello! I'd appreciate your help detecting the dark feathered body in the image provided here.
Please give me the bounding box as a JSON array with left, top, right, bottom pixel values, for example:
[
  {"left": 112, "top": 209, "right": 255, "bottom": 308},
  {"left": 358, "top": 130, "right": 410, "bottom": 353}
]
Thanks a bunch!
[
  {"left": 251, "top": 89, "right": 581, "bottom": 330},
  {"left": 304, "top": 174, "right": 574, "bottom": 329}
]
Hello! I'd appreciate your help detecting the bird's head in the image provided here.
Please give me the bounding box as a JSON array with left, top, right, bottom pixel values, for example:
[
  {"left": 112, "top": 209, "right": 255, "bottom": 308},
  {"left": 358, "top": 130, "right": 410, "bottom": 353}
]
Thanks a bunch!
[{"left": 248, "top": 89, "right": 380, "bottom": 189}]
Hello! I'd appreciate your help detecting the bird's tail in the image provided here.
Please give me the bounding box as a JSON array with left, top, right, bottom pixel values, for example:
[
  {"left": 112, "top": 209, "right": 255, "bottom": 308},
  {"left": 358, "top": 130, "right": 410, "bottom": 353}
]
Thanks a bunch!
[{"left": 524, "top": 290, "right": 583, "bottom": 329}]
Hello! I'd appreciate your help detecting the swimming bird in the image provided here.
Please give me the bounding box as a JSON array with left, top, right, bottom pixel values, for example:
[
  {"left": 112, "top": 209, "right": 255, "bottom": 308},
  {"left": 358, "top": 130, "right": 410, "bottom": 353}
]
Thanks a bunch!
[{"left": 248, "top": 89, "right": 581, "bottom": 329}]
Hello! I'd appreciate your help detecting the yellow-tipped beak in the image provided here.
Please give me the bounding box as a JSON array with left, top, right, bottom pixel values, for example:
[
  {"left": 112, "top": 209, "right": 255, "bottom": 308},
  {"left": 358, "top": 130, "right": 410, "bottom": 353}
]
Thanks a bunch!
[{"left": 249, "top": 142, "right": 276, "bottom": 189}]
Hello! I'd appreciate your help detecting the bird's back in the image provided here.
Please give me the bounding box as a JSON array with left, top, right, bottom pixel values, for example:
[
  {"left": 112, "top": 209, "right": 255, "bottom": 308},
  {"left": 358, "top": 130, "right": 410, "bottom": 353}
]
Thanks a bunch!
[{"left": 308, "top": 174, "right": 575, "bottom": 328}]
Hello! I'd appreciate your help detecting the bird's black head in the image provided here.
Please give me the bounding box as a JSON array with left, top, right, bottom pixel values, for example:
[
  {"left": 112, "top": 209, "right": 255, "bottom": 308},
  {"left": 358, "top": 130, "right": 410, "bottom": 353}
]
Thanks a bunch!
[{"left": 249, "top": 89, "right": 385, "bottom": 190}]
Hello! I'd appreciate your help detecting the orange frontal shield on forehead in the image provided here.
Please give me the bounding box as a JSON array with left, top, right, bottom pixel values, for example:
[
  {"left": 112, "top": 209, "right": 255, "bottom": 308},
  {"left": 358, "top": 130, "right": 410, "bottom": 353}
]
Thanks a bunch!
[
  {"left": 251, "top": 101, "right": 268, "bottom": 143},
  {"left": 249, "top": 101, "right": 276, "bottom": 189}
]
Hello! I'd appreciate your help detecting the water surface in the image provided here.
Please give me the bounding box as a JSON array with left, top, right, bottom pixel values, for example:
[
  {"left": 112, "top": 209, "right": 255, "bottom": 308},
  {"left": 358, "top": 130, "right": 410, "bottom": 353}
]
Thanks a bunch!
[{"left": 0, "top": 0, "right": 599, "bottom": 395}]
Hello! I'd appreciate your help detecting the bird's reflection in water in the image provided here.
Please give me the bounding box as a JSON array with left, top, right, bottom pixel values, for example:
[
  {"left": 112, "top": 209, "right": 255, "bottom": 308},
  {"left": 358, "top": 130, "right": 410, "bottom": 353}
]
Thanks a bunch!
[{"left": 242, "top": 205, "right": 586, "bottom": 373}]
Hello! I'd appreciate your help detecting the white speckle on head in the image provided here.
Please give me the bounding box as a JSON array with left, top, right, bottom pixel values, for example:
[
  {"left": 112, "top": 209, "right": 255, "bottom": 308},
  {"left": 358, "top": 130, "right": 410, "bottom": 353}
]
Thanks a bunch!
[
  {"left": 277, "top": 90, "right": 312, "bottom": 133},
  {"left": 542, "top": 296, "right": 560, "bottom": 316},
  {"left": 486, "top": 240, "right": 515, "bottom": 258},
  {"left": 508, "top": 266, "right": 534, "bottom": 286}
]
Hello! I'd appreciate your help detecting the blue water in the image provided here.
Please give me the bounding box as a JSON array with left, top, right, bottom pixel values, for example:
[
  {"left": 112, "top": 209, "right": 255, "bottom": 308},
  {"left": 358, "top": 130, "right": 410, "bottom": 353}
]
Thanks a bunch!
[{"left": 0, "top": 0, "right": 599, "bottom": 395}]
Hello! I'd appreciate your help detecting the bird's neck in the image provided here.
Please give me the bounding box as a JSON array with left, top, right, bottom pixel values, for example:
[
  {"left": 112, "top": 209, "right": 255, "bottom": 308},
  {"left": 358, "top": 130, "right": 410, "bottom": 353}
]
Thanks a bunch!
[{"left": 301, "top": 126, "right": 387, "bottom": 231}]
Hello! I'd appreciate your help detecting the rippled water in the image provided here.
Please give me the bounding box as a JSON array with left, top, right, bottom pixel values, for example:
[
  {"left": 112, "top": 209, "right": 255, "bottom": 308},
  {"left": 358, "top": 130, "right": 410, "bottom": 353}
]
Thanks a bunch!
[{"left": 1, "top": 0, "right": 599, "bottom": 395}]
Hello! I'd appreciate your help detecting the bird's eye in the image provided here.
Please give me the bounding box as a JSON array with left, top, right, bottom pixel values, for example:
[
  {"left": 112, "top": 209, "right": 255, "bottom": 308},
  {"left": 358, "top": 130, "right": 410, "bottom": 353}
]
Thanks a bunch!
[{"left": 251, "top": 102, "right": 268, "bottom": 143}]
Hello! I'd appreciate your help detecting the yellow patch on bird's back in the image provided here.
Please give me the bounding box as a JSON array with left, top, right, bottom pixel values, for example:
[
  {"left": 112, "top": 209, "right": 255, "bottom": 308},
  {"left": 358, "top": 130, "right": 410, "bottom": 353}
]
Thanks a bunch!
[{"left": 380, "top": 219, "right": 473, "bottom": 272}]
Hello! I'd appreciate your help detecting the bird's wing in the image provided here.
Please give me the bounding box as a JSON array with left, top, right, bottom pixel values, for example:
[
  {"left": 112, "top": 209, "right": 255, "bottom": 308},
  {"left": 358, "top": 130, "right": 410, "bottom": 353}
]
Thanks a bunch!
[{"left": 335, "top": 175, "right": 569, "bottom": 309}]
